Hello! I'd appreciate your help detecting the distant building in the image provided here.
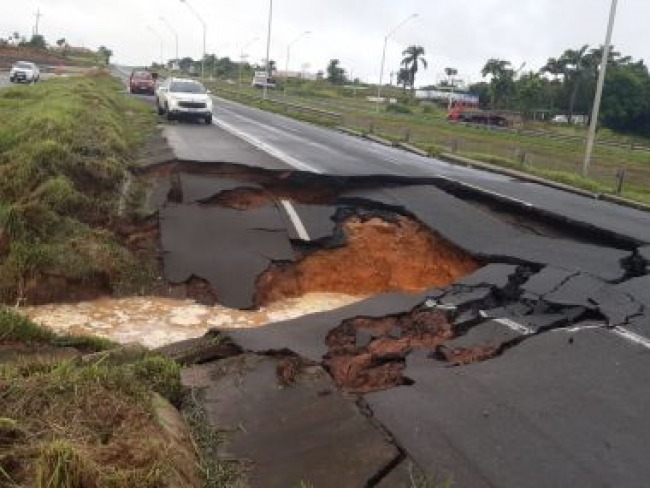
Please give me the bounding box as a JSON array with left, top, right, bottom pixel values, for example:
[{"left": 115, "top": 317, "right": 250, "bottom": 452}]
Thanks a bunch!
[
  {"left": 415, "top": 88, "right": 479, "bottom": 105},
  {"left": 275, "top": 70, "right": 318, "bottom": 81}
]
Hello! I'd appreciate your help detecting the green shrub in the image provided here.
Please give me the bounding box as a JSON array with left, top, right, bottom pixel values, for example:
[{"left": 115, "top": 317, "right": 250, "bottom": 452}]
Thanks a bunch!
[{"left": 386, "top": 104, "right": 412, "bottom": 114}]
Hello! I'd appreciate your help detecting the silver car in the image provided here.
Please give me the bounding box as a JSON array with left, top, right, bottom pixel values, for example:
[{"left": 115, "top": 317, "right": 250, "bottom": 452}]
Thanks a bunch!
[
  {"left": 10, "top": 61, "right": 40, "bottom": 83},
  {"left": 155, "top": 78, "right": 213, "bottom": 124}
]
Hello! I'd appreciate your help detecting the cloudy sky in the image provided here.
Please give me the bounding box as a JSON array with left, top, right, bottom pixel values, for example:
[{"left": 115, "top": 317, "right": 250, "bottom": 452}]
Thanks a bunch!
[{"left": 1, "top": 0, "right": 648, "bottom": 85}]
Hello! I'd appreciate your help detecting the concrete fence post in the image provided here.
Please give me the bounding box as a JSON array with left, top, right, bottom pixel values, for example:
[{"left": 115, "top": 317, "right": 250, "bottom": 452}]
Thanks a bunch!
[{"left": 615, "top": 168, "right": 626, "bottom": 195}]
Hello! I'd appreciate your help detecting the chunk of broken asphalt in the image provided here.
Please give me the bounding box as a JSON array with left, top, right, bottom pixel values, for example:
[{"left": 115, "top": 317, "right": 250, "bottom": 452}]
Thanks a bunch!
[
  {"left": 355, "top": 329, "right": 374, "bottom": 349},
  {"left": 442, "top": 320, "right": 521, "bottom": 351},
  {"left": 456, "top": 263, "right": 520, "bottom": 289},
  {"left": 184, "top": 354, "right": 401, "bottom": 488},
  {"left": 180, "top": 173, "right": 263, "bottom": 203}
]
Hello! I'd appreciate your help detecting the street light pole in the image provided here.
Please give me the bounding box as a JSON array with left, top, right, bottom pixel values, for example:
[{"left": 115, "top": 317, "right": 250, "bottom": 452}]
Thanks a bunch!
[
  {"left": 263, "top": 0, "right": 273, "bottom": 100},
  {"left": 147, "top": 26, "right": 164, "bottom": 67},
  {"left": 180, "top": 0, "right": 206, "bottom": 79},
  {"left": 376, "top": 13, "right": 418, "bottom": 113},
  {"left": 284, "top": 30, "right": 311, "bottom": 96},
  {"left": 239, "top": 36, "right": 259, "bottom": 88},
  {"left": 160, "top": 16, "right": 179, "bottom": 71},
  {"left": 583, "top": 0, "right": 618, "bottom": 177}
]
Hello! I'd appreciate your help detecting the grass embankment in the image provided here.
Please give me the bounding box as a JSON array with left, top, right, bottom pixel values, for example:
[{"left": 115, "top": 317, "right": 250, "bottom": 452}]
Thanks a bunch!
[
  {"left": 0, "top": 307, "right": 199, "bottom": 488},
  {"left": 210, "top": 82, "right": 650, "bottom": 205},
  {"left": 0, "top": 73, "right": 157, "bottom": 305}
]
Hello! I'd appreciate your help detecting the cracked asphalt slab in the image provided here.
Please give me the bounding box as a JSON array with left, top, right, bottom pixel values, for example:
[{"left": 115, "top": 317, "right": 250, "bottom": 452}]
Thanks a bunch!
[
  {"left": 368, "top": 327, "right": 650, "bottom": 488},
  {"left": 132, "top": 91, "right": 650, "bottom": 485}
]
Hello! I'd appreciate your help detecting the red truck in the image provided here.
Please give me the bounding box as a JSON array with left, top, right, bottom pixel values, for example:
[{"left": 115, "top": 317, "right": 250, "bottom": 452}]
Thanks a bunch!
[{"left": 448, "top": 101, "right": 512, "bottom": 127}]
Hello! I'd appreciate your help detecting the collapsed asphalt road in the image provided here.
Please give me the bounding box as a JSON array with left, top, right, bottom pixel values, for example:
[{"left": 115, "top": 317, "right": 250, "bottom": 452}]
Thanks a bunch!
[
  {"left": 126, "top": 83, "right": 650, "bottom": 486},
  {"left": 137, "top": 149, "right": 650, "bottom": 486}
]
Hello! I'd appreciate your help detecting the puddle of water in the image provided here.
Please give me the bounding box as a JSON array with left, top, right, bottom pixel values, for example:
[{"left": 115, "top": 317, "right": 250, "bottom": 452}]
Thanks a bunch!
[{"left": 22, "top": 293, "right": 362, "bottom": 348}]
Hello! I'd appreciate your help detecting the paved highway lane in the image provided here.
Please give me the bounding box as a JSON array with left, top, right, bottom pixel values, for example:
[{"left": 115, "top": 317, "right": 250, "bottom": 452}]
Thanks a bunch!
[{"left": 208, "top": 96, "right": 650, "bottom": 245}]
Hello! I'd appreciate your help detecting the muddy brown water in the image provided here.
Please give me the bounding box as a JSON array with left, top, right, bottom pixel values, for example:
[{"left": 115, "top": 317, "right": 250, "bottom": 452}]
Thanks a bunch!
[{"left": 23, "top": 294, "right": 362, "bottom": 348}]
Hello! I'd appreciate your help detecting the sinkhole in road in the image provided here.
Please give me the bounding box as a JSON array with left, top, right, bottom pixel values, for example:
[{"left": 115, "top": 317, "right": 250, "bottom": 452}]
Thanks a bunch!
[
  {"left": 143, "top": 161, "right": 484, "bottom": 309},
  {"left": 255, "top": 214, "right": 481, "bottom": 307}
]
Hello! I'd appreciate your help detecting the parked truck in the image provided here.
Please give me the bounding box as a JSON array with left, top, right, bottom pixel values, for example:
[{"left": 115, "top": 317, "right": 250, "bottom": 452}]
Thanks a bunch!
[{"left": 448, "top": 101, "right": 520, "bottom": 127}]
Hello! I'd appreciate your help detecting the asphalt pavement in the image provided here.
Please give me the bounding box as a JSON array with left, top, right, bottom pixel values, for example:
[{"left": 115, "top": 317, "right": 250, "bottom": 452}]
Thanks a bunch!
[
  {"left": 186, "top": 96, "right": 650, "bottom": 245},
  {"left": 132, "top": 80, "right": 650, "bottom": 487}
]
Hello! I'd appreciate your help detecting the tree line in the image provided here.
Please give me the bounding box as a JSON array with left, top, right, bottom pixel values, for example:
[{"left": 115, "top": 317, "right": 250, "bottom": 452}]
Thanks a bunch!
[{"left": 473, "top": 46, "right": 650, "bottom": 136}]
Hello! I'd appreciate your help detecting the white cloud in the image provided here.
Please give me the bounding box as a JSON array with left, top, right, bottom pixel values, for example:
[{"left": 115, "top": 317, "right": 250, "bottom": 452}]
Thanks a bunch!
[{"left": 1, "top": 0, "right": 646, "bottom": 84}]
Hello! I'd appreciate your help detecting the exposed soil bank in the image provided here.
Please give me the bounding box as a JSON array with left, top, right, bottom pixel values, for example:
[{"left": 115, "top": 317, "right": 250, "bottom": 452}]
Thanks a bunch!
[{"left": 257, "top": 215, "right": 481, "bottom": 306}]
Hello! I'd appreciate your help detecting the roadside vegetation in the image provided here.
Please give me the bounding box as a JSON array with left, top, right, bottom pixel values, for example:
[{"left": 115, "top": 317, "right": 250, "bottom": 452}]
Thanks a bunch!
[
  {"left": 0, "top": 73, "right": 157, "bottom": 305},
  {"left": 0, "top": 306, "right": 200, "bottom": 488}
]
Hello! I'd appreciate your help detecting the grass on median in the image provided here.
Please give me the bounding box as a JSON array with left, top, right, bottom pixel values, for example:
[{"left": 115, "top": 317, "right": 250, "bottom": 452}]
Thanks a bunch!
[{"left": 0, "top": 72, "right": 158, "bottom": 304}]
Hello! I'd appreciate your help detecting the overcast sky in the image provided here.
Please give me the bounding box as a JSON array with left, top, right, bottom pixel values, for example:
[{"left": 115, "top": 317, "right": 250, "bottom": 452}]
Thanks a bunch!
[{"left": 2, "top": 0, "right": 648, "bottom": 85}]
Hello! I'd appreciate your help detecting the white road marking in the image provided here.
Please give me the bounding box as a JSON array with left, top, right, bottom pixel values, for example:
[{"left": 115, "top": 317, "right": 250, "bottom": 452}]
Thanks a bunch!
[
  {"left": 212, "top": 117, "right": 322, "bottom": 174},
  {"left": 491, "top": 316, "right": 534, "bottom": 335},
  {"left": 612, "top": 326, "right": 650, "bottom": 350},
  {"left": 280, "top": 199, "right": 310, "bottom": 241}
]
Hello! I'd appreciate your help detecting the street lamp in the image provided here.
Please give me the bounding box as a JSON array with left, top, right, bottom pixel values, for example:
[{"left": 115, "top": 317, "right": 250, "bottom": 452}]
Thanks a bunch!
[
  {"left": 583, "top": 0, "right": 618, "bottom": 177},
  {"left": 376, "top": 13, "right": 418, "bottom": 112},
  {"left": 146, "top": 26, "right": 164, "bottom": 68},
  {"left": 263, "top": 0, "right": 273, "bottom": 100},
  {"left": 284, "top": 30, "right": 311, "bottom": 95},
  {"left": 160, "top": 16, "right": 179, "bottom": 71},
  {"left": 180, "top": 0, "right": 206, "bottom": 79},
  {"left": 239, "top": 36, "right": 259, "bottom": 88}
]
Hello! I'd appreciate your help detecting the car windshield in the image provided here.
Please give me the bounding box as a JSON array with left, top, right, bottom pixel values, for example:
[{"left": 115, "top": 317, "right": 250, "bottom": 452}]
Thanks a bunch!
[
  {"left": 16, "top": 62, "right": 33, "bottom": 69},
  {"left": 169, "top": 82, "right": 206, "bottom": 94},
  {"left": 133, "top": 71, "right": 152, "bottom": 80}
]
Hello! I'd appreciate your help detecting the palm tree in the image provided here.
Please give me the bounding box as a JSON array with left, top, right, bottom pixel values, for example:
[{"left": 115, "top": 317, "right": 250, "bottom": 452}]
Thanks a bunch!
[
  {"left": 558, "top": 45, "right": 591, "bottom": 123},
  {"left": 401, "top": 45, "right": 427, "bottom": 95},
  {"left": 481, "top": 59, "right": 514, "bottom": 108}
]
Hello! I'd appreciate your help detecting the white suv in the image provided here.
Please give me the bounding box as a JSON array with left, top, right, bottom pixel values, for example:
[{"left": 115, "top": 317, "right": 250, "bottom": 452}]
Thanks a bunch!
[
  {"left": 9, "top": 61, "right": 40, "bottom": 83},
  {"left": 155, "top": 78, "right": 213, "bottom": 124}
]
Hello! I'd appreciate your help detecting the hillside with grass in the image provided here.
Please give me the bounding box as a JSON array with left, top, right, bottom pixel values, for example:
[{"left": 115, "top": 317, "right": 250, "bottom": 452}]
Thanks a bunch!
[{"left": 0, "top": 73, "right": 157, "bottom": 305}]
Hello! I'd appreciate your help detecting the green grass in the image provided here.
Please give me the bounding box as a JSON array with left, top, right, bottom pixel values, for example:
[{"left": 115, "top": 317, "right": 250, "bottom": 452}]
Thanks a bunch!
[
  {"left": 0, "top": 73, "right": 157, "bottom": 304},
  {"left": 0, "top": 348, "right": 184, "bottom": 487}
]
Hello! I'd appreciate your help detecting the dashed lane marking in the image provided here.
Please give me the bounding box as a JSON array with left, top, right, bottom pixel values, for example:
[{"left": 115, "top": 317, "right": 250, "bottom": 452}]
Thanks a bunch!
[
  {"left": 280, "top": 199, "right": 310, "bottom": 241},
  {"left": 612, "top": 326, "right": 650, "bottom": 350},
  {"left": 212, "top": 116, "right": 322, "bottom": 174}
]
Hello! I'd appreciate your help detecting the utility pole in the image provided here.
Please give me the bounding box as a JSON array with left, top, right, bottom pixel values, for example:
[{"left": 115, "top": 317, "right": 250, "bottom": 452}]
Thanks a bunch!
[
  {"left": 583, "top": 0, "right": 618, "bottom": 177},
  {"left": 376, "top": 13, "right": 418, "bottom": 113},
  {"left": 263, "top": 0, "right": 273, "bottom": 100},
  {"left": 33, "top": 9, "right": 43, "bottom": 36}
]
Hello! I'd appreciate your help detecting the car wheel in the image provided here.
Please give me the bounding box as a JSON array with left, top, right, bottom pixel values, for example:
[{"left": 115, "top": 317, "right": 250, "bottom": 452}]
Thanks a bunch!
[
  {"left": 165, "top": 105, "right": 174, "bottom": 121},
  {"left": 205, "top": 114, "right": 213, "bottom": 125}
]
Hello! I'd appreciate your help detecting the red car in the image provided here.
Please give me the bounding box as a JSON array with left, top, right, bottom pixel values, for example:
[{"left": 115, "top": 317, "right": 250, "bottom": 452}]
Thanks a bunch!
[{"left": 129, "top": 70, "right": 156, "bottom": 95}]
